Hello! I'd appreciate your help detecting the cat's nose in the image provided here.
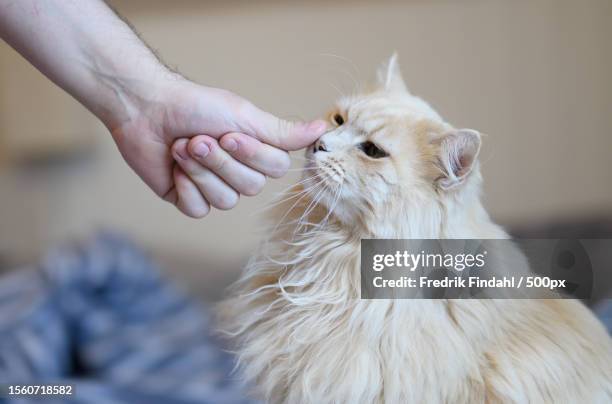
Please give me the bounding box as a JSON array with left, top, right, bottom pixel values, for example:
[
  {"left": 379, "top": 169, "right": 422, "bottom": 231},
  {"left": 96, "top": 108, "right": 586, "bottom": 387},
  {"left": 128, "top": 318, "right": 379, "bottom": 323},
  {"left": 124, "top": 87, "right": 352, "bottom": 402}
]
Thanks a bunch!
[{"left": 313, "top": 139, "right": 328, "bottom": 153}]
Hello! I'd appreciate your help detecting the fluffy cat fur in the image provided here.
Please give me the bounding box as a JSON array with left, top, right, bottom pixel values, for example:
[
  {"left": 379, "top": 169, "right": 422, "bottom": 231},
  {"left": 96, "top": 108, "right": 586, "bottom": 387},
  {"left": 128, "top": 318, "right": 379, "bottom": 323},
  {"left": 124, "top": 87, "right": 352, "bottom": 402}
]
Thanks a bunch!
[{"left": 218, "top": 55, "right": 612, "bottom": 403}]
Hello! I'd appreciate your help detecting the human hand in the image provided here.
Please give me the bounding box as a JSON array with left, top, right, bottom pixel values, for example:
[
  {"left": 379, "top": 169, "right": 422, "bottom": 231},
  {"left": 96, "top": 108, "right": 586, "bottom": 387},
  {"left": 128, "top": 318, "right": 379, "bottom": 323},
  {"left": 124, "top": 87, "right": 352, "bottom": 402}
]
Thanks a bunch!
[
  {"left": 0, "top": 0, "right": 326, "bottom": 218},
  {"left": 109, "top": 76, "right": 327, "bottom": 217}
]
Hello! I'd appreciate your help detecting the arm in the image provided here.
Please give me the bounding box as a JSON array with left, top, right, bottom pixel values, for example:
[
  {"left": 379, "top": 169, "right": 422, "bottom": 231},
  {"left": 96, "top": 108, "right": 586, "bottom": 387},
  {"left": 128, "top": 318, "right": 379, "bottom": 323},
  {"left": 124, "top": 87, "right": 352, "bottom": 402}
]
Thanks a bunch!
[
  {"left": 0, "top": 0, "right": 170, "bottom": 129},
  {"left": 0, "top": 0, "right": 326, "bottom": 217}
]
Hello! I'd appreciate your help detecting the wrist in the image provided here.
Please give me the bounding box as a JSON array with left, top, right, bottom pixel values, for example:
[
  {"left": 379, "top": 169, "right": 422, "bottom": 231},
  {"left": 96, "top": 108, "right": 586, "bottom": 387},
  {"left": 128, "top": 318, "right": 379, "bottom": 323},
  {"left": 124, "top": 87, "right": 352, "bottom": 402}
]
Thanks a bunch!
[{"left": 95, "top": 61, "right": 185, "bottom": 133}]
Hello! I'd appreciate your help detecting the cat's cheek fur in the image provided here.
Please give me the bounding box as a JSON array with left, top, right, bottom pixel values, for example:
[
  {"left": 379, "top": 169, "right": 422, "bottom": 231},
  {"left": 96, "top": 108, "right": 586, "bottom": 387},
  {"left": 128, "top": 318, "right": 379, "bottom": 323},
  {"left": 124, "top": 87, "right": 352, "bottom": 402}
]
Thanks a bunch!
[{"left": 374, "top": 163, "right": 398, "bottom": 186}]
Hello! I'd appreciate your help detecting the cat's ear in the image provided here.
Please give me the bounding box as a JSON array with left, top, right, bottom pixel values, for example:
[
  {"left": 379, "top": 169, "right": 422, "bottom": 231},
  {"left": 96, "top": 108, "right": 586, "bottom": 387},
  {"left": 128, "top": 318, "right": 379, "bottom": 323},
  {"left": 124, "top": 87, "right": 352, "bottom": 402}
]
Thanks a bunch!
[
  {"left": 376, "top": 53, "right": 408, "bottom": 93},
  {"left": 434, "top": 129, "right": 481, "bottom": 190}
]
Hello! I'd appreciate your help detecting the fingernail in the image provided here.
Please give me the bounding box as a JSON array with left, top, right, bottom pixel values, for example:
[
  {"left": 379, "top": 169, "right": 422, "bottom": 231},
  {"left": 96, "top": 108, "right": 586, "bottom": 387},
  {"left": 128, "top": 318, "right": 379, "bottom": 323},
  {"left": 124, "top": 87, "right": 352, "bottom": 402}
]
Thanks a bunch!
[
  {"left": 192, "top": 142, "right": 210, "bottom": 158},
  {"left": 308, "top": 120, "right": 328, "bottom": 135},
  {"left": 221, "top": 138, "right": 238, "bottom": 152},
  {"left": 174, "top": 149, "right": 188, "bottom": 160}
]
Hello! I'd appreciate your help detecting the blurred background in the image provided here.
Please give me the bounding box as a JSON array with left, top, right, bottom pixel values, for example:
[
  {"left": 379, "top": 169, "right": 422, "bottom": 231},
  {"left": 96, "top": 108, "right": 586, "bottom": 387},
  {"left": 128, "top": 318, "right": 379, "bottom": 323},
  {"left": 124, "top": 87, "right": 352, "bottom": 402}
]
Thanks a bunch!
[{"left": 1, "top": 0, "right": 611, "bottom": 300}]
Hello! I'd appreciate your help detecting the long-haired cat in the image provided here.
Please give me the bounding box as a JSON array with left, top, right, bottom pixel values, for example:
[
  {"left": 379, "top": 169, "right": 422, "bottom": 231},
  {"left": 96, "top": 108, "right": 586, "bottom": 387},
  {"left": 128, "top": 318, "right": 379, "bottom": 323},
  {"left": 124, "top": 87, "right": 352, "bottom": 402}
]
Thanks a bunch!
[{"left": 219, "top": 55, "right": 612, "bottom": 403}]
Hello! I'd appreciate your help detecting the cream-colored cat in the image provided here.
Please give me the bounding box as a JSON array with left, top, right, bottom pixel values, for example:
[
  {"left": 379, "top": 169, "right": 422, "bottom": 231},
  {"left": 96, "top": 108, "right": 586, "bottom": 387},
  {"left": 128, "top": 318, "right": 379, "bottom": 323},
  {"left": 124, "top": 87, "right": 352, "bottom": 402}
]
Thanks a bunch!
[{"left": 219, "top": 55, "right": 612, "bottom": 403}]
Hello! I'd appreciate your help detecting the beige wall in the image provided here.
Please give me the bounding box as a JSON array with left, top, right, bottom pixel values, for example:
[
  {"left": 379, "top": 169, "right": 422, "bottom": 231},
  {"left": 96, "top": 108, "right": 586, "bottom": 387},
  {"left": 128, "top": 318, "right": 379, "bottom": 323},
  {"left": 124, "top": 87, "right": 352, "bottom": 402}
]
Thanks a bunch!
[{"left": 1, "top": 0, "right": 611, "bottom": 290}]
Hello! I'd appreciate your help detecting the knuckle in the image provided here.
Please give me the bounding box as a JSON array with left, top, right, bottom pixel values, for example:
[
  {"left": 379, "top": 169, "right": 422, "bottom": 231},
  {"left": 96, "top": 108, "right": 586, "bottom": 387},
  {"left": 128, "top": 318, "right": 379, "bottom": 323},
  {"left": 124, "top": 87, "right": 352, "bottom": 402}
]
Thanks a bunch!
[
  {"left": 210, "top": 154, "right": 228, "bottom": 172},
  {"left": 235, "top": 138, "right": 258, "bottom": 160},
  {"left": 238, "top": 146, "right": 257, "bottom": 161},
  {"left": 171, "top": 141, "right": 184, "bottom": 156},
  {"left": 220, "top": 89, "right": 250, "bottom": 116}
]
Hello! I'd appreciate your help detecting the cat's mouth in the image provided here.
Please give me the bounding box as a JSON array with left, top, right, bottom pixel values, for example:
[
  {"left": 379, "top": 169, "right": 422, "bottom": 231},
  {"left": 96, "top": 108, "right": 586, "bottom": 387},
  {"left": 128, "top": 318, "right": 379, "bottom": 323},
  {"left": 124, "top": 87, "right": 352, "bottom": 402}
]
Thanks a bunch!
[
  {"left": 304, "top": 151, "right": 344, "bottom": 189},
  {"left": 307, "top": 143, "right": 345, "bottom": 181}
]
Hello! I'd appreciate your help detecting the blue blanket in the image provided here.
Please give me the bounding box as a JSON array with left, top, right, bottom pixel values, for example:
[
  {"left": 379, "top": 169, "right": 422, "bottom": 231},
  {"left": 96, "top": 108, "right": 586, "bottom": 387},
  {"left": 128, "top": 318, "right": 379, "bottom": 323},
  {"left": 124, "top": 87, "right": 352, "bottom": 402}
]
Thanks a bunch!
[
  {"left": 0, "top": 234, "right": 252, "bottom": 404},
  {"left": 1, "top": 234, "right": 610, "bottom": 403}
]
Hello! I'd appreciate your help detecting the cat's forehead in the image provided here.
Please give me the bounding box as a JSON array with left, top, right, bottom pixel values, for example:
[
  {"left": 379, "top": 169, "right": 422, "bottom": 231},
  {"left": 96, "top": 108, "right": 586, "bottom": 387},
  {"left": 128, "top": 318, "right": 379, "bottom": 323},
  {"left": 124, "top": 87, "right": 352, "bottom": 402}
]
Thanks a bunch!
[
  {"left": 333, "top": 92, "right": 449, "bottom": 152},
  {"left": 337, "top": 91, "right": 443, "bottom": 128}
]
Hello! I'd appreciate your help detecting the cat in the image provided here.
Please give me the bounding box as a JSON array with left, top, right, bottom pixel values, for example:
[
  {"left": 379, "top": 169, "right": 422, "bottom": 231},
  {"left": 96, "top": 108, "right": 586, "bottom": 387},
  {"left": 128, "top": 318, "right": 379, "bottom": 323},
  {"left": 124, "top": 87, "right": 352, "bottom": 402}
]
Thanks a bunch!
[{"left": 218, "top": 55, "right": 612, "bottom": 403}]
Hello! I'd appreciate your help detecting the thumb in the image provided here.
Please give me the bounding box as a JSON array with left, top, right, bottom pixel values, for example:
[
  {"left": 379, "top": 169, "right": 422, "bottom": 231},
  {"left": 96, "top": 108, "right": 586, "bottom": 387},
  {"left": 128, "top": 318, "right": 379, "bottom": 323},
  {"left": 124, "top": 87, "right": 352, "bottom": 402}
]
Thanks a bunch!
[{"left": 243, "top": 106, "right": 328, "bottom": 151}]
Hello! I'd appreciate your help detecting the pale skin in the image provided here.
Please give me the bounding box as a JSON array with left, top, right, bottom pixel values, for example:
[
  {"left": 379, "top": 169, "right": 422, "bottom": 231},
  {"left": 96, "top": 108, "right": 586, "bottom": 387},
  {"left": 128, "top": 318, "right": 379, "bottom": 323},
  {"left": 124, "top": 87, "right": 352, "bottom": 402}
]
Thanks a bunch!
[{"left": 0, "top": 0, "right": 327, "bottom": 217}]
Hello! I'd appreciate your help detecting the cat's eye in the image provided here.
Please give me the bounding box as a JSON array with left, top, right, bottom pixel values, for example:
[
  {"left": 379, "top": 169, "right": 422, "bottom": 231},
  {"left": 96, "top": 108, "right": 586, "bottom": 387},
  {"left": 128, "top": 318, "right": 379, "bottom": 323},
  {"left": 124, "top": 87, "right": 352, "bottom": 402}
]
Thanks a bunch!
[
  {"left": 358, "top": 141, "right": 389, "bottom": 159},
  {"left": 332, "top": 113, "right": 345, "bottom": 126}
]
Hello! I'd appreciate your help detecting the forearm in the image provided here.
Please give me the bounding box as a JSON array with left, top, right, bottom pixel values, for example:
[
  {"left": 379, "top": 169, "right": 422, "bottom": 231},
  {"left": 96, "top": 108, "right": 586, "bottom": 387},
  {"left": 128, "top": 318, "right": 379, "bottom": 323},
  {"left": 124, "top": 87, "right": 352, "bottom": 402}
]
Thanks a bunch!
[{"left": 0, "top": 0, "right": 177, "bottom": 129}]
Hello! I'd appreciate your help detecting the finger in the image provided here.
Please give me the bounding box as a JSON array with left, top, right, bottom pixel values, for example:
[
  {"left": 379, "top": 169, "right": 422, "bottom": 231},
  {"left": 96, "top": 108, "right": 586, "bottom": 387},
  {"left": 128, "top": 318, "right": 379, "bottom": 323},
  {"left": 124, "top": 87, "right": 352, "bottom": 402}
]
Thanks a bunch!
[
  {"left": 187, "top": 135, "right": 267, "bottom": 197},
  {"left": 172, "top": 164, "right": 211, "bottom": 218},
  {"left": 219, "top": 132, "right": 290, "bottom": 179},
  {"left": 242, "top": 104, "right": 328, "bottom": 151},
  {"left": 172, "top": 138, "right": 240, "bottom": 210}
]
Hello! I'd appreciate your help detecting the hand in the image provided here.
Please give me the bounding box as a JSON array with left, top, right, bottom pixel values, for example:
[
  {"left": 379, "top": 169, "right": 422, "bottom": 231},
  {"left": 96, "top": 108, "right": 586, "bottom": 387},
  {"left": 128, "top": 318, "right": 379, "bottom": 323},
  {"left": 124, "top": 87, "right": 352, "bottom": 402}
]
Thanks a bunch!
[
  {"left": 0, "top": 0, "right": 326, "bottom": 218},
  {"left": 109, "top": 76, "right": 327, "bottom": 217}
]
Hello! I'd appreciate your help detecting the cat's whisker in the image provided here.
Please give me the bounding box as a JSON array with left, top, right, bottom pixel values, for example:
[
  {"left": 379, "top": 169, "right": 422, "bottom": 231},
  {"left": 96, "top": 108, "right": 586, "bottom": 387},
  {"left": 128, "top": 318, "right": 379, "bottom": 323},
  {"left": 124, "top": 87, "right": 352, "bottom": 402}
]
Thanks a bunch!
[
  {"left": 292, "top": 200, "right": 323, "bottom": 237},
  {"left": 267, "top": 171, "right": 325, "bottom": 198},
  {"left": 318, "top": 180, "right": 344, "bottom": 226},
  {"left": 479, "top": 147, "right": 496, "bottom": 169},
  {"left": 327, "top": 68, "right": 359, "bottom": 97},
  {"left": 327, "top": 79, "right": 346, "bottom": 99},
  {"left": 294, "top": 184, "right": 341, "bottom": 236},
  {"left": 297, "top": 184, "right": 326, "bottom": 221},
  {"left": 252, "top": 177, "right": 325, "bottom": 216},
  {"left": 318, "top": 52, "right": 361, "bottom": 78},
  {"left": 293, "top": 193, "right": 341, "bottom": 238},
  {"left": 262, "top": 187, "right": 313, "bottom": 211},
  {"left": 284, "top": 167, "right": 344, "bottom": 238},
  {"left": 267, "top": 180, "right": 326, "bottom": 238},
  {"left": 250, "top": 179, "right": 321, "bottom": 219},
  {"left": 288, "top": 154, "right": 312, "bottom": 162},
  {"left": 292, "top": 184, "right": 328, "bottom": 237},
  {"left": 269, "top": 172, "right": 326, "bottom": 198},
  {"left": 319, "top": 53, "right": 361, "bottom": 93},
  {"left": 282, "top": 167, "right": 319, "bottom": 172}
]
